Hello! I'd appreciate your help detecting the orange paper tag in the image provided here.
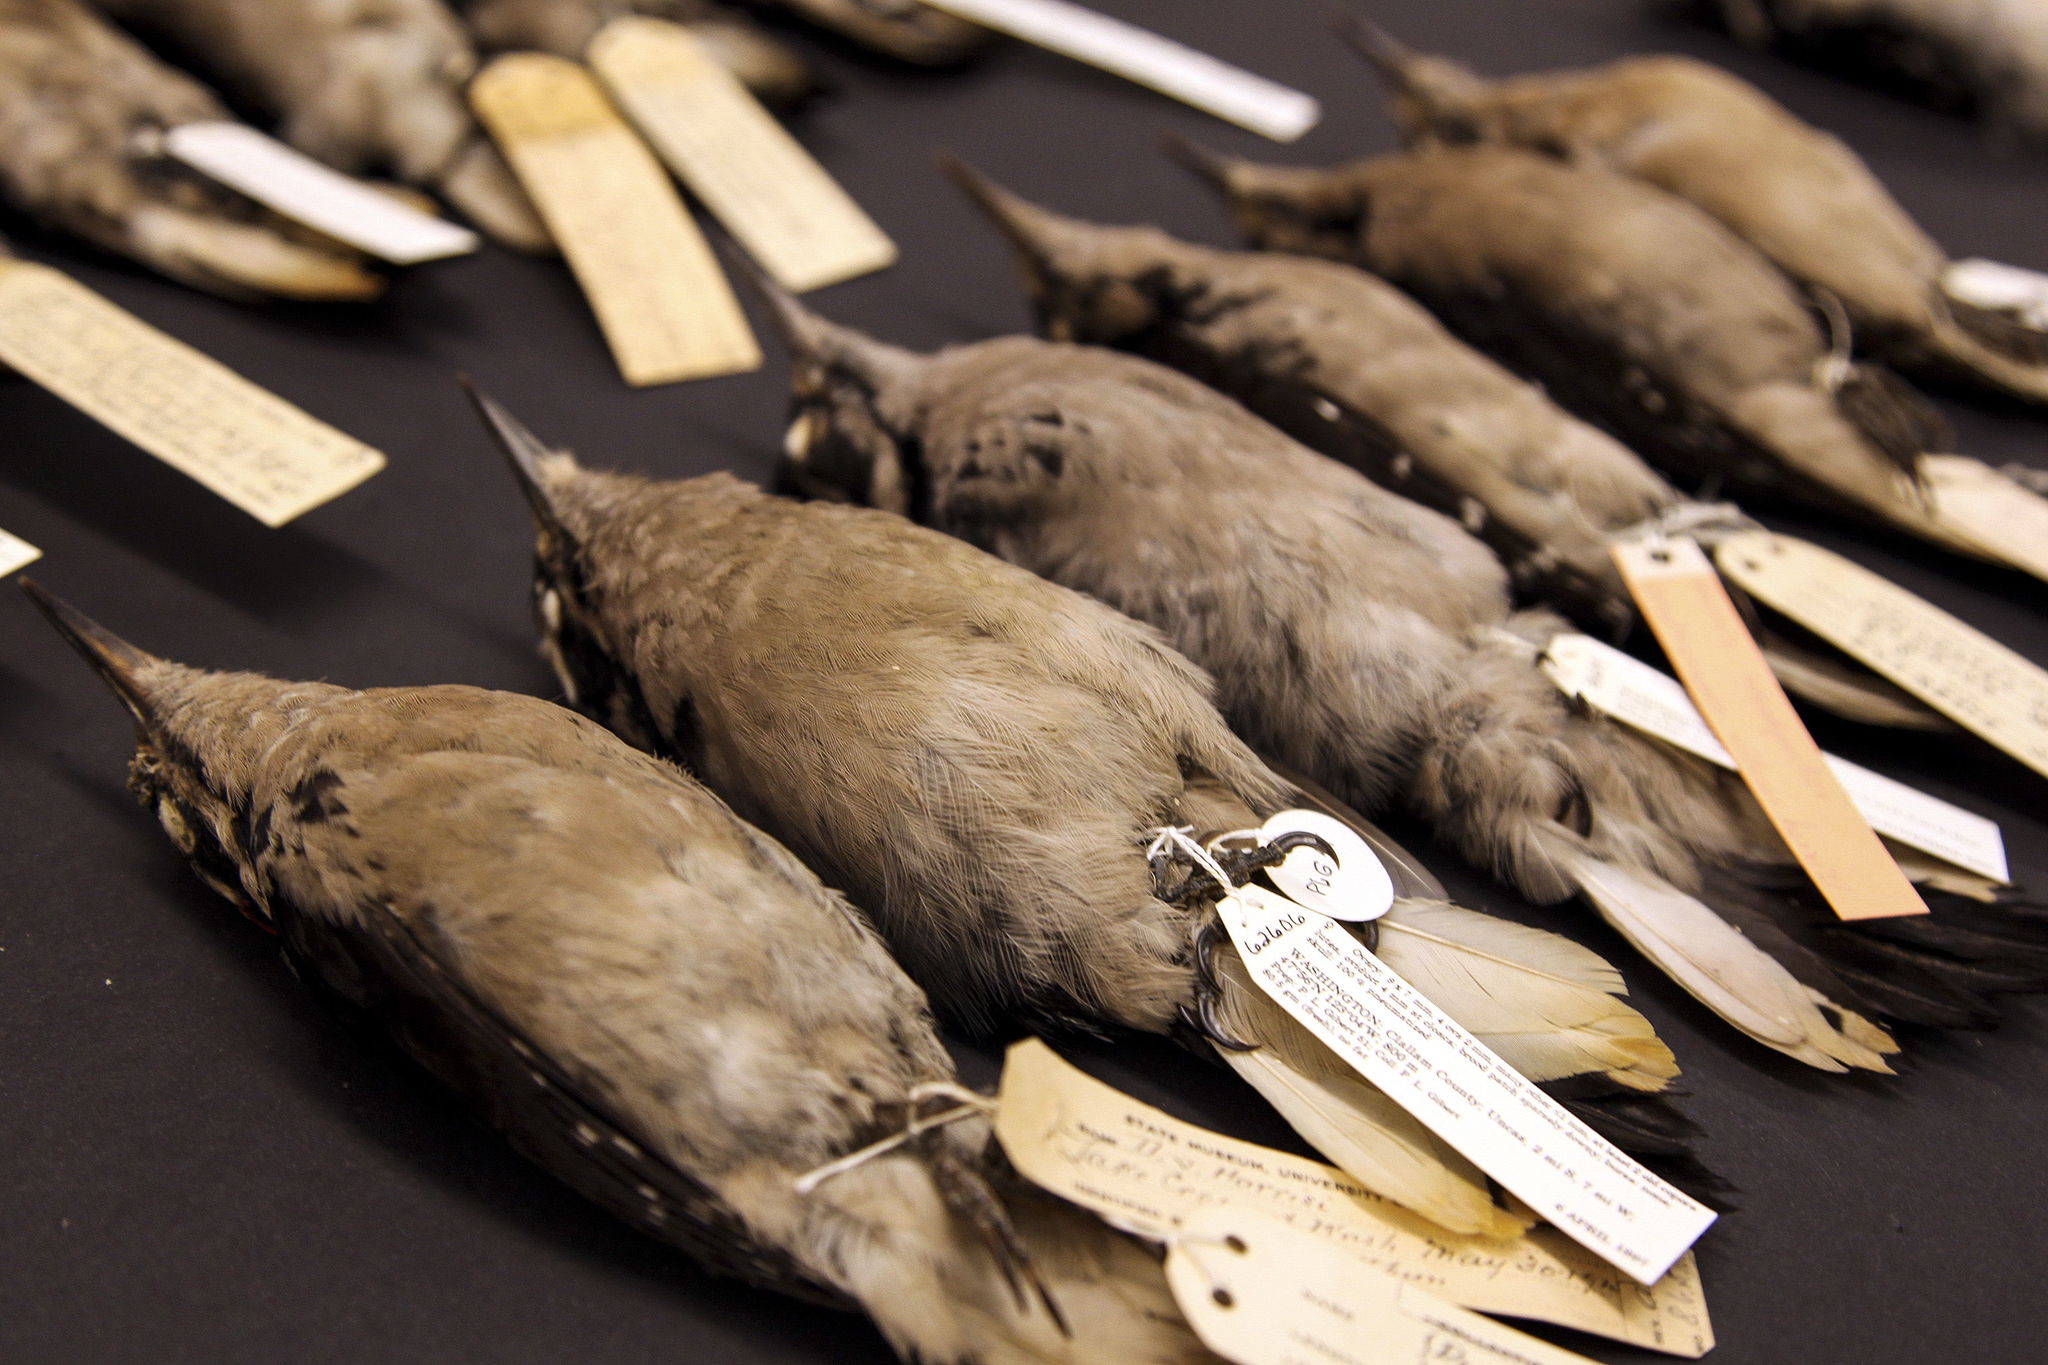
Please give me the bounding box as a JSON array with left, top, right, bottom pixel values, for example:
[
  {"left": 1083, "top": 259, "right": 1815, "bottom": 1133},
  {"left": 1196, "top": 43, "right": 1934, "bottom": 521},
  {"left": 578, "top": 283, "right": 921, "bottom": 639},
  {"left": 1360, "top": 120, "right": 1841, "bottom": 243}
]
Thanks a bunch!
[{"left": 1613, "top": 539, "right": 1926, "bottom": 922}]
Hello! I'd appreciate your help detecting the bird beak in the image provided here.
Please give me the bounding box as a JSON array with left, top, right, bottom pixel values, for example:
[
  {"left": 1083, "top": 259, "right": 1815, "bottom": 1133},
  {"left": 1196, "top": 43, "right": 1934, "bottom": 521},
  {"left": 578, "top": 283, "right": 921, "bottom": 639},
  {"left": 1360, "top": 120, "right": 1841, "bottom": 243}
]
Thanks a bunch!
[
  {"left": 18, "top": 578, "right": 164, "bottom": 727},
  {"left": 939, "top": 155, "right": 1079, "bottom": 282},
  {"left": 460, "top": 376, "right": 574, "bottom": 539},
  {"left": 729, "top": 257, "right": 918, "bottom": 402},
  {"left": 1158, "top": 132, "right": 1239, "bottom": 195},
  {"left": 1335, "top": 12, "right": 1423, "bottom": 89}
]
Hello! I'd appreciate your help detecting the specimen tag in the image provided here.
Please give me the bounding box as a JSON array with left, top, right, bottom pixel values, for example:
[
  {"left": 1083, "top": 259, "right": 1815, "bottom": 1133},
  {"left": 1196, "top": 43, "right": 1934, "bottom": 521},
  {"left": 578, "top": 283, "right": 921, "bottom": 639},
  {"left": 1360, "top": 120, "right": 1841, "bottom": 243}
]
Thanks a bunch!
[
  {"left": 1166, "top": 1210, "right": 1601, "bottom": 1365},
  {"left": 163, "top": 122, "right": 479, "bottom": 264},
  {"left": 1943, "top": 258, "right": 2048, "bottom": 330},
  {"left": 589, "top": 18, "right": 896, "bottom": 291},
  {"left": 1217, "top": 884, "right": 1715, "bottom": 1283},
  {"left": 0, "top": 262, "right": 384, "bottom": 525},
  {"left": 1923, "top": 455, "right": 2048, "bottom": 583},
  {"left": 914, "top": 0, "right": 1319, "bottom": 141},
  {"left": 1717, "top": 531, "right": 2048, "bottom": 781},
  {"left": 1256, "top": 810, "right": 1392, "bottom": 922},
  {"left": 1543, "top": 632, "right": 2008, "bottom": 883},
  {"left": 1614, "top": 538, "right": 1927, "bottom": 922},
  {"left": 992, "top": 1040, "right": 1712, "bottom": 1354},
  {"left": 470, "top": 53, "right": 760, "bottom": 386},
  {"left": 0, "top": 527, "right": 41, "bottom": 578}
]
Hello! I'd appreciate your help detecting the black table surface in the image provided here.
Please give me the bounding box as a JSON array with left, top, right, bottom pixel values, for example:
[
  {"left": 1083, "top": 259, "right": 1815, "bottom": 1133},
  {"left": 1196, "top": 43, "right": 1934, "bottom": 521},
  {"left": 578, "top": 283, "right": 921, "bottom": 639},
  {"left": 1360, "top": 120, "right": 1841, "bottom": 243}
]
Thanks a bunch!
[{"left": 5, "top": 2, "right": 2046, "bottom": 1361}]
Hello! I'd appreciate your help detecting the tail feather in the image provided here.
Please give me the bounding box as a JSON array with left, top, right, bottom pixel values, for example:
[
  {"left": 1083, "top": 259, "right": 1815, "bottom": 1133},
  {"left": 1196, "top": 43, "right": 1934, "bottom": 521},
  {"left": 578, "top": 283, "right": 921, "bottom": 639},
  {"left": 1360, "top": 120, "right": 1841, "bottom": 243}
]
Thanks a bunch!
[
  {"left": 1210, "top": 937, "right": 1530, "bottom": 1239},
  {"left": 1566, "top": 853, "right": 1896, "bottom": 1072}
]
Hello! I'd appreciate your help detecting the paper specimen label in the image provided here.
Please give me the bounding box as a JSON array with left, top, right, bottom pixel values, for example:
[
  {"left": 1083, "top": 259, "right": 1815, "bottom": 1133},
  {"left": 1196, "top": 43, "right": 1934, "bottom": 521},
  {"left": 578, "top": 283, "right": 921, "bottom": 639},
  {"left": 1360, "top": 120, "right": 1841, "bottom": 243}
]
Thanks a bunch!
[
  {"left": 1217, "top": 885, "right": 1715, "bottom": 1284},
  {"left": 1923, "top": 455, "right": 2048, "bottom": 583},
  {"left": 0, "top": 527, "right": 41, "bottom": 578},
  {"left": 915, "top": 0, "right": 1319, "bottom": 141},
  {"left": 470, "top": 53, "right": 759, "bottom": 386},
  {"left": 993, "top": 1039, "right": 1712, "bottom": 1355},
  {"left": 0, "top": 262, "right": 384, "bottom": 525},
  {"left": 1717, "top": 531, "right": 2048, "bottom": 781},
  {"left": 1943, "top": 258, "right": 2048, "bottom": 330},
  {"left": 1257, "top": 810, "right": 1393, "bottom": 923},
  {"left": 590, "top": 18, "right": 896, "bottom": 292},
  {"left": 1167, "top": 1210, "right": 1602, "bottom": 1365},
  {"left": 163, "top": 122, "right": 478, "bottom": 265},
  {"left": 1543, "top": 632, "right": 2007, "bottom": 882},
  {"left": 1614, "top": 538, "right": 1927, "bottom": 922}
]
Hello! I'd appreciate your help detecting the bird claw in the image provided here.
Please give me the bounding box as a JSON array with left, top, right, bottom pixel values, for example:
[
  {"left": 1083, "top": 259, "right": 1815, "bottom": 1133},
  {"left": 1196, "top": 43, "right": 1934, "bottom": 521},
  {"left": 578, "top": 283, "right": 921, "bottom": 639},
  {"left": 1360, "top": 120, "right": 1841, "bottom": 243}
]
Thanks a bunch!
[{"left": 1183, "top": 917, "right": 1260, "bottom": 1052}]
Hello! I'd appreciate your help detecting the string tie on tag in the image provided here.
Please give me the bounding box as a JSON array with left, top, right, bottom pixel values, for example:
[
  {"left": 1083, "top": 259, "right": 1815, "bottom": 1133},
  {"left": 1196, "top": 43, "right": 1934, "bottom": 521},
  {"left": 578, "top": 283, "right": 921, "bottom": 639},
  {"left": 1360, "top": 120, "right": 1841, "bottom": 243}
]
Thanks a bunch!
[{"left": 792, "top": 1082, "right": 994, "bottom": 1195}]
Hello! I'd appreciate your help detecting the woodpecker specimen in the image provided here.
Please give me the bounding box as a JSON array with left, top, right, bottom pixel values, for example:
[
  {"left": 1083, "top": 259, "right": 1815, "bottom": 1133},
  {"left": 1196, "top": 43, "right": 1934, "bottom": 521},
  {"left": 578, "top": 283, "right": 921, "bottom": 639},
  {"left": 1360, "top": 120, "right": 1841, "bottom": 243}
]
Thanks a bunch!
[
  {"left": 1707, "top": 0, "right": 2048, "bottom": 144},
  {"left": 96, "top": 0, "right": 548, "bottom": 251},
  {"left": 0, "top": 0, "right": 380, "bottom": 299},
  {"left": 461, "top": 0, "right": 820, "bottom": 108},
  {"left": 947, "top": 165, "right": 1938, "bottom": 732},
  {"left": 1181, "top": 138, "right": 2048, "bottom": 584},
  {"left": 471, "top": 383, "right": 1696, "bottom": 1239},
  {"left": 24, "top": 579, "right": 1220, "bottom": 1365},
  {"left": 759, "top": 291, "right": 2048, "bottom": 1077},
  {"left": 1347, "top": 23, "right": 2048, "bottom": 408}
]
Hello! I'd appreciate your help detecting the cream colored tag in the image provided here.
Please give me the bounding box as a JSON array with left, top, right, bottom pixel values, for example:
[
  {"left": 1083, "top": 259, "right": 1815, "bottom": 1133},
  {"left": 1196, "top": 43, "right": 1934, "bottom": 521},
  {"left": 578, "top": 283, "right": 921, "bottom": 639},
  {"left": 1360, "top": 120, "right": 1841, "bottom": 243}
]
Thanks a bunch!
[
  {"left": 589, "top": 19, "right": 895, "bottom": 292},
  {"left": 1543, "top": 632, "right": 2008, "bottom": 883},
  {"left": 1217, "top": 885, "right": 1715, "bottom": 1284},
  {"left": 1923, "top": 455, "right": 2048, "bottom": 583},
  {"left": 1166, "top": 1210, "right": 1601, "bottom": 1365},
  {"left": 0, "top": 527, "right": 41, "bottom": 578},
  {"left": 0, "top": 262, "right": 383, "bottom": 525},
  {"left": 993, "top": 1040, "right": 1712, "bottom": 1355},
  {"left": 1615, "top": 538, "right": 1928, "bottom": 922},
  {"left": 470, "top": 53, "right": 760, "bottom": 386},
  {"left": 163, "top": 122, "right": 479, "bottom": 265},
  {"left": 915, "top": 0, "right": 1319, "bottom": 141},
  {"left": 1717, "top": 531, "right": 2048, "bottom": 781},
  {"left": 1943, "top": 258, "right": 2048, "bottom": 330}
]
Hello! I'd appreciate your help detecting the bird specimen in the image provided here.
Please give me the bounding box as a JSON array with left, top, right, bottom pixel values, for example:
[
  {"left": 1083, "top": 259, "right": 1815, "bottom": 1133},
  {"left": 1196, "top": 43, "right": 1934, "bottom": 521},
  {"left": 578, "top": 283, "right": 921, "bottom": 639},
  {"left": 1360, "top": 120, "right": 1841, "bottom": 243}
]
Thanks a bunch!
[
  {"left": 1179, "top": 139, "right": 2048, "bottom": 583},
  {"left": 96, "top": 0, "right": 548, "bottom": 251},
  {"left": 0, "top": 0, "right": 380, "bottom": 299},
  {"left": 1346, "top": 24, "right": 2048, "bottom": 408},
  {"left": 757, "top": 289, "right": 2048, "bottom": 1077},
  {"left": 461, "top": 0, "right": 821, "bottom": 108},
  {"left": 470, "top": 384, "right": 1693, "bottom": 1239},
  {"left": 748, "top": 0, "right": 991, "bottom": 67},
  {"left": 23, "top": 579, "right": 1214, "bottom": 1365},
  {"left": 1705, "top": 0, "right": 2048, "bottom": 143},
  {"left": 945, "top": 165, "right": 1937, "bottom": 731}
]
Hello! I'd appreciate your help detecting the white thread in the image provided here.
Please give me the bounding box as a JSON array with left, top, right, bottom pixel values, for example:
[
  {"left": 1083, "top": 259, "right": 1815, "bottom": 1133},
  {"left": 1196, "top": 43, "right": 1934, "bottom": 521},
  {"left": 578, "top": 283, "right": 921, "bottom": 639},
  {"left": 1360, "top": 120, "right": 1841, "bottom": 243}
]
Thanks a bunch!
[
  {"left": 792, "top": 1082, "right": 994, "bottom": 1195},
  {"left": 1146, "top": 825, "right": 1240, "bottom": 892}
]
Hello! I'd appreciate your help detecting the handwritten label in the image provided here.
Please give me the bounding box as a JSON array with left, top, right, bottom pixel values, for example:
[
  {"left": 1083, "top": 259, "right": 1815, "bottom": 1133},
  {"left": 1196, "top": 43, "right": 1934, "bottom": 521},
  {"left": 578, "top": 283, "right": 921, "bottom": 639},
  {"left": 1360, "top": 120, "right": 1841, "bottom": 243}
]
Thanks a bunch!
[
  {"left": 1943, "top": 258, "right": 2048, "bottom": 330},
  {"left": 915, "top": 0, "right": 1319, "bottom": 141},
  {"left": 1217, "top": 885, "right": 1714, "bottom": 1283},
  {"left": 0, "top": 527, "right": 41, "bottom": 578},
  {"left": 590, "top": 19, "right": 895, "bottom": 292},
  {"left": 1717, "top": 531, "right": 2048, "bottom": 781},
  {"left": 163, "top": 122, "right": 478, "bottom": 265},
  {"left": 0, "top": 262, "right": 383, "bottom": 525},
  {"left": 993, "top": 1040, "right": 1712, "bottom": 1354},
  {"left": 1166, "top": 1210, "right": 1603, "bottom": 1365},
  {"left": 1923, "top": 455, "right": 2048, "bottom": 584},
  {"left": 470, "top": 53, "right": 760, "bottom": 386},
  {"left": 1257, "top": 809, "right": 1394, "bottom": 923},
  {"left": 1543, "top": 633, "right": 2007, "bottom": 883},
  {"left": 1615, "top": 538, "right": 1927, "bottom": 922}
]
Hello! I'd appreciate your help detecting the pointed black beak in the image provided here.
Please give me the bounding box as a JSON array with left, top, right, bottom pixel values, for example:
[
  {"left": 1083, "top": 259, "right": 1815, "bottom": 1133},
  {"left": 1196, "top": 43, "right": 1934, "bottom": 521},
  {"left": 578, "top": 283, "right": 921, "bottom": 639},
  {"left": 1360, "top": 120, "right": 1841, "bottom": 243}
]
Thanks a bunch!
[
  {"left": 939, "top": 155, "right": 1065, "bottom": 270},
  {"left": 18, "top": 578, "right": 161, "bottom": 722},
  {"left": 1335, "top": 12, "right": 1421, "bottom": 89},
  {"left": 1158, "top": 132, "right": 1236, "bottom": 193},
  {"left": 460, "top": 375, "right": 570, "bottom": 534}
]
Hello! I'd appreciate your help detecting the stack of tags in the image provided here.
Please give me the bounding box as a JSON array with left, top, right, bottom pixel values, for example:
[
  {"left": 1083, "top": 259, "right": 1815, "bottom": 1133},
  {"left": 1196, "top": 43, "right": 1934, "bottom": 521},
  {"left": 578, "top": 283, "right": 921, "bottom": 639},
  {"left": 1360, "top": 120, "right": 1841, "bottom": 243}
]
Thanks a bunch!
[
  {"left": 1613, "top": 538, "right": 1928, "bottom": 922},
  {"left": 1715, "top": 532, "right": 2048, "bottom": 782},
  {"left": 472, "top": 19, "right": 898, "bottom": 386},
  {"left": 995, "top": 1040, "right": 1713, "bottom": 1363},
  {"left": 0, "top": 260, "right": 383, "bottom": 526},
  {"left": 1155, "top": 817, "right": 1717, "bottom": 1289}
]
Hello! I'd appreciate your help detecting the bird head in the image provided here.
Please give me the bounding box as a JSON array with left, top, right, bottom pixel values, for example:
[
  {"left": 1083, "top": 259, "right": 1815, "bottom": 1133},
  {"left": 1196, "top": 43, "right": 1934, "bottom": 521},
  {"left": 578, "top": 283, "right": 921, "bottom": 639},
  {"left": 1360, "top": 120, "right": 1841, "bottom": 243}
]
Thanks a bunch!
[
  {"left": 19, "top": 581, "right": 317, "bottom": 922},
  {"left": 1338, "top": 16, "right": 1492, "bottom": 147},
  {"left": 1161, "top": 135, "right": 1370, "bottom": 262}
]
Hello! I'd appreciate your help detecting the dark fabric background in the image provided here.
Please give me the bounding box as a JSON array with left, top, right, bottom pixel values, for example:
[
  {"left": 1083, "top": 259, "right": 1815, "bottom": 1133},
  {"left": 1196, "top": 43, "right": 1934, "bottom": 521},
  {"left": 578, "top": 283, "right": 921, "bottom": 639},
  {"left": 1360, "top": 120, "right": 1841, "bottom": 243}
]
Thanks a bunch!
[{"left": 3, "top": 2, "right": 2044, "bottom": 1361}]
